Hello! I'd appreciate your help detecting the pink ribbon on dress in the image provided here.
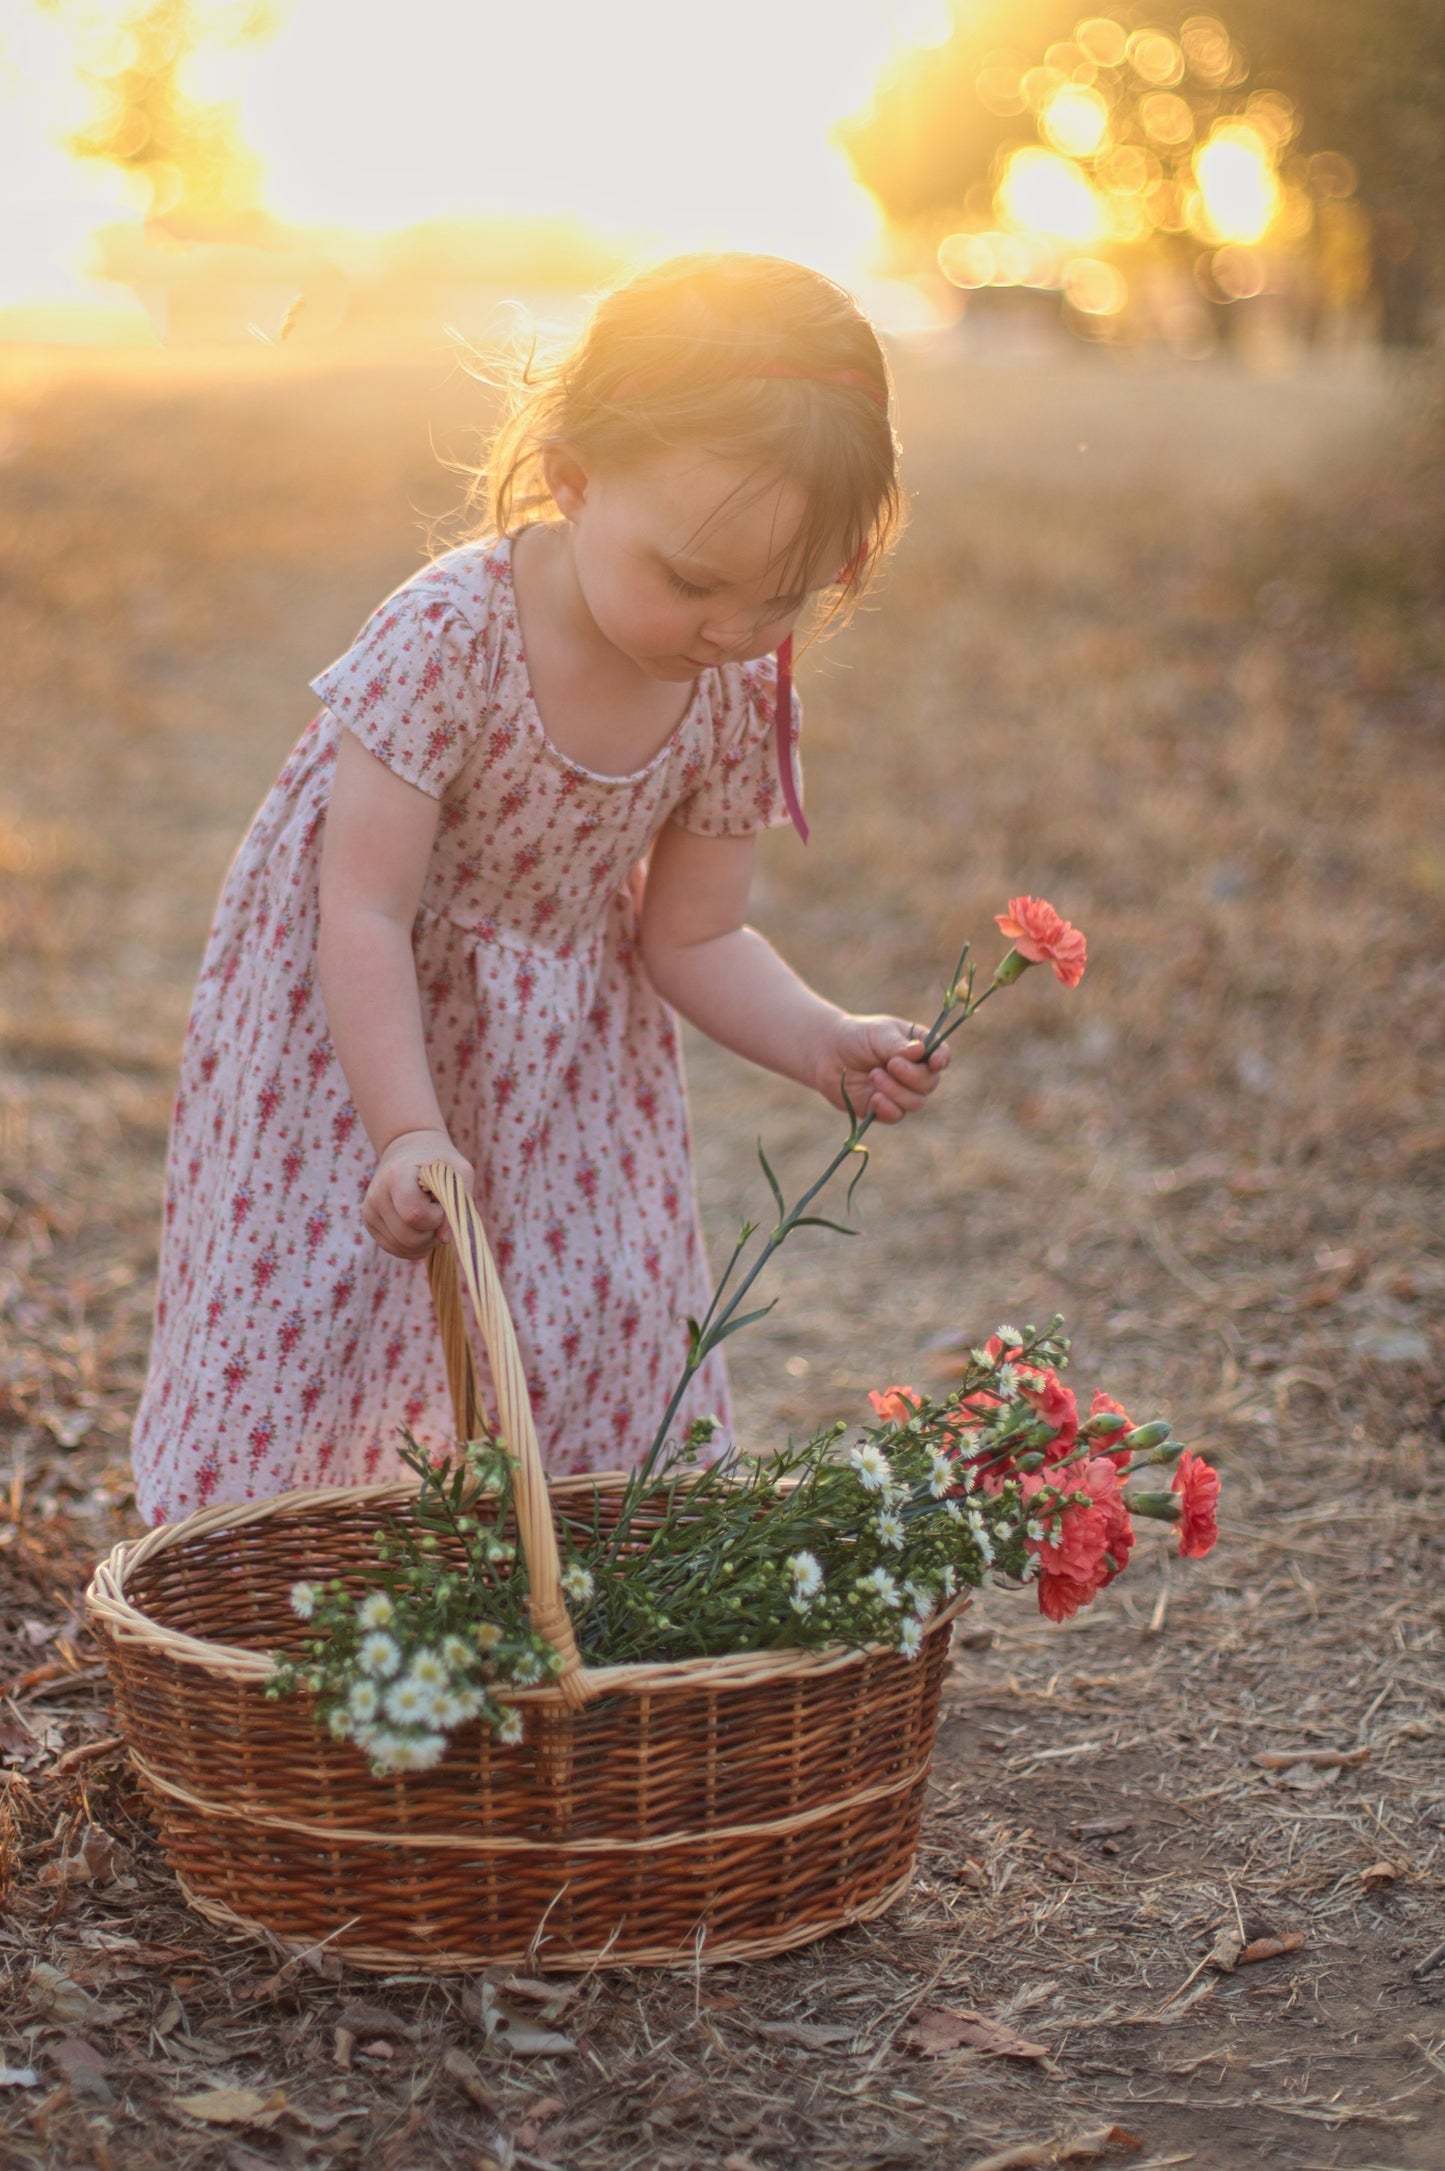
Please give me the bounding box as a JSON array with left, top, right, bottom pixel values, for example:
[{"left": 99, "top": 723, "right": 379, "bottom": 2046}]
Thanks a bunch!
[{"left": 773, "top": 633, "right": 808, "bottom": 845}]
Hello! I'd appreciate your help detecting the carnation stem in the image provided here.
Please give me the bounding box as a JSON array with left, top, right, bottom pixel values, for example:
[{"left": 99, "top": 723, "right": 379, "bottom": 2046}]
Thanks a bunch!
[{"left": 604, "top": 950, "right": 1008, "bottom": 1563}]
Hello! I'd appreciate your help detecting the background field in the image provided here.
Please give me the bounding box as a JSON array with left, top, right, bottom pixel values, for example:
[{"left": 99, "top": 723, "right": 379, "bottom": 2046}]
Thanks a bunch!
[{"left": 1, "top": 342, "right": 1442, "bottom": 2170}]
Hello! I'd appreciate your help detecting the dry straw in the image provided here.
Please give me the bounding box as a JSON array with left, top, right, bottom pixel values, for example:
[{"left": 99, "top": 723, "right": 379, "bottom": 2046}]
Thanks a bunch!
[{"left": 88, "top": 1165, "right": 965, "bottom": 1971}]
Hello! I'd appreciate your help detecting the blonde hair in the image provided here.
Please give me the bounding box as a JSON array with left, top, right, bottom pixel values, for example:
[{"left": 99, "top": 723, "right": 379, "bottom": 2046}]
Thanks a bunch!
[{"left": 473, "top": 253, "right": 903, "bottom": 617}]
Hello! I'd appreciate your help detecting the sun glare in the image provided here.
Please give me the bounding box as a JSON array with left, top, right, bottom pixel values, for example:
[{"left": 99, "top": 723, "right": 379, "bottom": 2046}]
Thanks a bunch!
[
  {"left": 1193, "top": 124, "right": 1280, "bottom": 245},
  {"left": 998, "top": 148, "right": 1103, "bottom": 246},
  {"left": 1, "top": 0, "right": 957, "bottom": 339}
]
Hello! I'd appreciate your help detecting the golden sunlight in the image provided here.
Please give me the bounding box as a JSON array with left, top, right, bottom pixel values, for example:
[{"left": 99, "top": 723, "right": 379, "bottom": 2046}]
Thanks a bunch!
[
  {"left": 1, "top": 0, "right": 955, "bottom": 341},
  {"left": 1192, "top": 124, "right": 1281, "bottom": 246}
]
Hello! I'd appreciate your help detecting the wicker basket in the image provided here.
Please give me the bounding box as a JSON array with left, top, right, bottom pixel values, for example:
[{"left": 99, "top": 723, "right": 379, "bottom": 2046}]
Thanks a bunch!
[{"left": 88, "top": 1164, "right": 964, "bottom": 1971}]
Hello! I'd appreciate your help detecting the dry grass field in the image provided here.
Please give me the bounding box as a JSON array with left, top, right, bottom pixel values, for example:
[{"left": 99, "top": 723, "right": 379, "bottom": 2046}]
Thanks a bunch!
[{"left": 1, "top": 336, "right": 1442, "bottom": 2171}]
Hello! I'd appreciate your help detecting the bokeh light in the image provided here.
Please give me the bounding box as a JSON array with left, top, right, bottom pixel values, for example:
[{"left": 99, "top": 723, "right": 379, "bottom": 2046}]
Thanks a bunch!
[
  {"left": 998, "top": 147, "right": 1102, "bottom": 246},
  {"left": 1193, "top": 124, "right": 1280, "bottom": 245}
]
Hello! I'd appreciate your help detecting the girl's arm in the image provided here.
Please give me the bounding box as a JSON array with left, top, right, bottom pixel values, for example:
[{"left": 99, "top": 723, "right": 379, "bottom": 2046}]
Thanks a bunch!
[
  {"left": 317, "top": 730, "right": 473, "bottom": 1258},
  {"left": 639, "top": 824, "right": 948, "bottom": 1123}
]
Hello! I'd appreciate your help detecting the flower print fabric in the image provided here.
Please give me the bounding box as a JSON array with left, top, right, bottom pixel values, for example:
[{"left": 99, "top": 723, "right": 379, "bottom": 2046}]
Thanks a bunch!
[{"left": 131, "top": 535, "right": 800, "bottom": 1525}]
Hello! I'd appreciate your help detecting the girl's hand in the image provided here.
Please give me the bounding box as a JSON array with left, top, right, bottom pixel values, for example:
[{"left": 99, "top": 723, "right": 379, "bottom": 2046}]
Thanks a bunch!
[
  {"left": 818, "top": 1015, "right": 950, "bottom": 1126},
  {"left": 363, "top": 1130, "right": 475, "bottom": 1260}
]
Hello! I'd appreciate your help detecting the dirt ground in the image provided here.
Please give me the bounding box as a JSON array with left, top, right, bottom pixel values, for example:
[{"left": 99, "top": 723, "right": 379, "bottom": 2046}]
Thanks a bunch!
[{"left": 1, "top": 336, "right": 1442, "bottom": 2171}]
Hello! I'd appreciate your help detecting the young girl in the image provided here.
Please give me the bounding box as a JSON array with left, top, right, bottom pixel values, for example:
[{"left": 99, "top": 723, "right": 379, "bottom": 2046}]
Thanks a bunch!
[{"left": 132, "top": 253, "right": 950, "bottom": 1526}]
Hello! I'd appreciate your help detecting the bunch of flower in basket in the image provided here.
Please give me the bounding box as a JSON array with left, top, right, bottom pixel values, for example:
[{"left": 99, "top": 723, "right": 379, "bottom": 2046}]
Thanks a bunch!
[{"left": 271, "top": 897, "right": 1221, "bottom": 1776}]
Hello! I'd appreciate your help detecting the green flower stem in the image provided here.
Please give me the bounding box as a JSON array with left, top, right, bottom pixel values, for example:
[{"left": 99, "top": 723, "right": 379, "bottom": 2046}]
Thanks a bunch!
[{"left": 602, "top": 953, "right": 1015, "bottom": 1567}]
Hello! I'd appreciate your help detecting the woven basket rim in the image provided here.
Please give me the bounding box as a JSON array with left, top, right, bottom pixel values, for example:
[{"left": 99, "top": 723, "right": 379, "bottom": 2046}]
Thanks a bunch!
[{"left": 86, "top": 1475, "right": 969, "bottom": 1702}]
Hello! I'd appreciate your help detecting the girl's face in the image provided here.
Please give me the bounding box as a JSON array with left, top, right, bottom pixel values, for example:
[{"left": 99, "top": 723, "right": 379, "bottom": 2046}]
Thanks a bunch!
[{"left": 546, "top": 445, "right": 844, "bottom": 682}]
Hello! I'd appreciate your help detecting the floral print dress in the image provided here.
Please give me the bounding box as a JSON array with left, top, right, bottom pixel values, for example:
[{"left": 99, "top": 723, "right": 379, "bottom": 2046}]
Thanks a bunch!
[{"left": 131, "top": 536, "right": 798, "bottom": 1525}]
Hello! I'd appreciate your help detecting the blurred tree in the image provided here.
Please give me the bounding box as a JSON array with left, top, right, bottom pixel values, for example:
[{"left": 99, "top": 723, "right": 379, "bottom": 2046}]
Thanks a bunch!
[{"left": 38, "top": 0, "right": 279, "bottom": 235}]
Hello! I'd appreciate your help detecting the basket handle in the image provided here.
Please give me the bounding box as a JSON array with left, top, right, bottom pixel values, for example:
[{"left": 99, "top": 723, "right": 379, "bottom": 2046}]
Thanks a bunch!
[{"left": 419, "top": 1161, "right": 591, "bottom": 1709}]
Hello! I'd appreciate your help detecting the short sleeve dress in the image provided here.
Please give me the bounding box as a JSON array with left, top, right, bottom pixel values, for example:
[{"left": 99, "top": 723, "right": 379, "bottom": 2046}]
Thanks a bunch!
[{"left": 130, "top": 536, "right": 800, "bottom": 1525}]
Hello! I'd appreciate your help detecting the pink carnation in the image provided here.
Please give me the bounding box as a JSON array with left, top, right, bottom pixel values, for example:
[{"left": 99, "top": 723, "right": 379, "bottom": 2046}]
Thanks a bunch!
[
  {"left": 868, "top": 1385, "right": 922, "bottom": 1425},
  {"left": 1026, "top": 1458, "right": 1134, "bottom": 1622},
  {"left": 995, "top": 896, "right": 1087, "bottom": 988},
  {"left": 1088, "top": 1389, "right": 1135, "bottom": 1469},
  {"left": 1021, "top": 1366, "right": 1079, "bottom": 1458},
  {"left": 1172, "top": 1451, "right": 1221, "bottom": 1558}
]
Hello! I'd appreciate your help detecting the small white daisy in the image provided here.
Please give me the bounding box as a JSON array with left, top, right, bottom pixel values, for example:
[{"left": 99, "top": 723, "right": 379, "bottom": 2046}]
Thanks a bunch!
[
  {"left": 348, "top": 1679, "right": 379, "bottom": 1722},
  {"left": 787, "top": 1550, "right": 824, "bottom": 1598},
  {"left": 384, "top": 1675, "right": 439, "bottom": 1725},
  {"left": 561, "top": 1563, "right": 595, "bottom": 1605},
  {"left": 357, "top": 1631, "right": 401, "bottom": 1679},
  {"left": 511, "top": 1650, "right": 546, "bottom": 1688},
  {"left": 474, "top": 1620, "right": 504, "bottom": 1653},
  {"left": 994, "top": 1325, "right": 1022, "bottom": 1349},
  {"left": 495, "top": 1707, "right": 524, "bottom": 1747},
  {"left": 379, "top": 1732, "right": 446, "bottom": 1773},
  {"left": 288, "top": 1581, "right": 317, "bottom": 1621},
  {"left": 944, "top": 1499, "right": 964, "bottom": 1523},
  {"left": 939, "top": 1564, "right": 958, "bottom": 1599},
  {"left": 874, "top": 1509, "right": 905, "bottom": 1550},
  {"left": 904, "top": 1579, "right": 936, "bottom": 1622},
  {"left": 849, "top": 1442, "right": 893, "bottom": 1494},
  {"left": 996, "top": 1363, "right": 1020, "bottom": 1396},
  {"left": 857, "top": 1566, "right": 901, "bottom": 1609},
  {"left": 927, "top": 1451, "right": 954, "bottom": 1499},
  {"left": 441, "top": 1634, "right": 473, "bottom": 1673},
  {"left": 407, "top": 1647, "right": 451, "bottom": 1691},
  {"left": 897, "top": 1617, "right": 924, "bottom": 1660},
  {"left": 357, "top": 1590, "right": 395, "bottom": 1630}
]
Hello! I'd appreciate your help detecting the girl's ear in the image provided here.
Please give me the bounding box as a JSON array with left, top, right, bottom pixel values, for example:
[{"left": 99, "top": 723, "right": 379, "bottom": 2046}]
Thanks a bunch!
[{"left": 541, "top": 441, "right": 590, "bottom": 522}]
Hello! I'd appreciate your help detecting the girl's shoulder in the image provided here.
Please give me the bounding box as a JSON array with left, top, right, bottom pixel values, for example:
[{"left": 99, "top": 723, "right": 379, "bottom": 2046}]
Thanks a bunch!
[{"left": 385, "top": 535, "right": 512, "bottom": 634}]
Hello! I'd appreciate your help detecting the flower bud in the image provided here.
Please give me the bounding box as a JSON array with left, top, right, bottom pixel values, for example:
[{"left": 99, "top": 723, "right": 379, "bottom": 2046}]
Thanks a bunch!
[
  {"left": 1083, "top": 1410, "right": 1129, "bottom": 1439},
  {"left": 992, "top": 948, "right": 1030, "bottom": 987},
  {"left": 1123, "top": 1421, "right": 1171, "bottom": 1454},
  {"left": 1127, "top": 1490, "right": 1182, "bottom": 1521},
  {"left": 1017, "top": 1451, "right": 1046, "bottom": 1471}
]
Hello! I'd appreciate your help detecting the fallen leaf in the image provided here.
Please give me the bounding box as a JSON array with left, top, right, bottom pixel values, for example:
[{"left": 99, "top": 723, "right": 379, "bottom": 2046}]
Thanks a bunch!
[
  {"left": 336, "top": 2000, "right": 413, "bottom": 2039},
  {"left": 441, "top": 2045, "right": 492, "bottom": 2108},
  {"left": 1361, "top": 1859, "right": 1407, "bottom": 1889},
  {"left": 949, "top": 1857, "right": 989, "bottom": 1890},
  {"left": 963, "top": 2129, "right": 1141, "bottom": 2171},
  {"left": 1253, "top": 1747, "right": 1368, "bottom": 1772},
  {"left": 753, "top": 2019, "right": 857, "bottom": 2050},
  {"left": 47, "top": 2038, "right": 109, "bottom": 2079},
  {"left": 358, "top": 2039, "right": 393, "bottom": 2061},
  {"left": 497, "top": 1975, "right": 579, "bottom": 2007},
  {"left": 1239, "top": 1932, "right": 1305, "bottom": 1965},
  {"left": 516, "top": 2092, "right": 565, "bottom": 2147},
  {"left": 1206, "top": 1928, "right": 1243, "bottom": 1974},
  {"left": 332, "top": 2026, "right": 354, "bottom": 2071},
  {"left": 470, "top": 1981, "right": 575, "bottom": 2058},
  {"left": 698, "top": 1989, "right": 744, "bottom": 2011},
  {"left": 175, "top": 2086, "right": 288, "bottom": 2128},
  {"left": 27, "top": 1962, "right": 92, "bottom": 2024},
  {"left": 903, "top": 2005, "right": 1050, "bottom": 2061},
  {"left": 0, "top": 2069, "right": 39, "bottom": 2088},
  {"left": 1070, "top": 1817, "right": 1133, "bottom": 1841}
]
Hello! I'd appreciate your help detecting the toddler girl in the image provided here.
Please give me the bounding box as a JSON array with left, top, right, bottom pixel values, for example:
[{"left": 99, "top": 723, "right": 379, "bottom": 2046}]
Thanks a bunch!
[{"left": 132, "top": 253, "right": 949, "bottom": 1525}]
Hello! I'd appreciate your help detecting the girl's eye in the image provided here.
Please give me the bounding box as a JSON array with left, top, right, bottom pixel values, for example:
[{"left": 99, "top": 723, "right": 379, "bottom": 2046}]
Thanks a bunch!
[{"left": 666, "top": 570, "right": 712, "bottom": 599}]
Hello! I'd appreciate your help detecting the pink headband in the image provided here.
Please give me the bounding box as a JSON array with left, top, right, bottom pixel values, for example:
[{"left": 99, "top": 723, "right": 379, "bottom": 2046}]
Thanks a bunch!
[{"left": 613, "top": 359, "right": 889, "bottom": 845}]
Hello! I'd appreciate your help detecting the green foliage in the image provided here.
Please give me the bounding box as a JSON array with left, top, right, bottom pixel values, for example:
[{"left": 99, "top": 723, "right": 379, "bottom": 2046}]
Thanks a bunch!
[{"left": 274, "top": 1324, "right": 1168, "bottom": 1775}]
